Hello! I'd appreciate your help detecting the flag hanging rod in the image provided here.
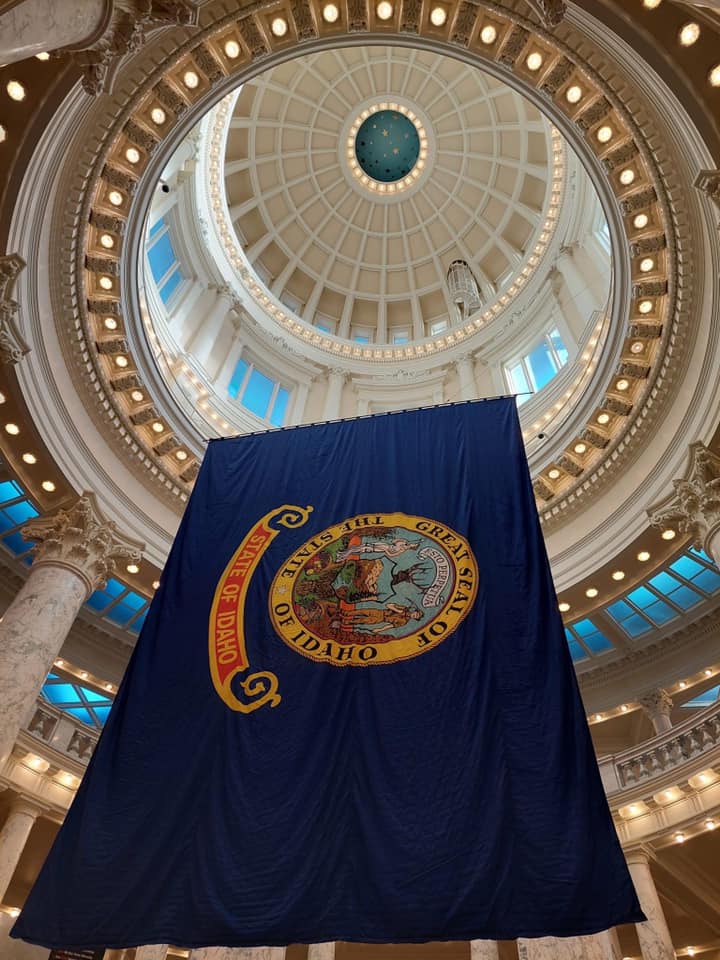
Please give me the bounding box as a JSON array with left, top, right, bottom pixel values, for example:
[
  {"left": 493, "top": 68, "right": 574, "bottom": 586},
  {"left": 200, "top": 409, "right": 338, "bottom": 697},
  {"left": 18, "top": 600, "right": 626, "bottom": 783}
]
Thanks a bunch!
[{"left": 205, "top": 391, "right": 535, "bottom": 443}]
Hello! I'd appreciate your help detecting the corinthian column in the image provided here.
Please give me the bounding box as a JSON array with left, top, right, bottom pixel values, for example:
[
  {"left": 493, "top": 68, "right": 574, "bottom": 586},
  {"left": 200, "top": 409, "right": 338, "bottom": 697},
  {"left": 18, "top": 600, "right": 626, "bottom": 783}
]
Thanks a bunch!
[
  {"left": 0, "top": 494, "right": 143, "bottom": 766},
  {"left": 0, "top": 799, "right": 41, "bottom": 902},
  {"left": 639, "top": 689, "right": 674, "bottom": 735},
  {"left": 649, "top": 442, "right": 720, "bottom": 568},
  {"left": 626, "top": 849, "right": 675, "bottom": 960},
  {"left": 456, "top": 356, "right": 478, "bottom": 401}
]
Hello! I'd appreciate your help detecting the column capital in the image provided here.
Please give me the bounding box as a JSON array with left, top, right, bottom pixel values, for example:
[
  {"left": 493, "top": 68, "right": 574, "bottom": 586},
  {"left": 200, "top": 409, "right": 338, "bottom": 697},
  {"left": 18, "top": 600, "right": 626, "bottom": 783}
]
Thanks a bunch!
[
  {"left": 22, "top": 493, "right": 145, "bottom": 596},
  {"left": 639, "top": 688, "right": 673, "bottom": 724},
  {"left": 5, "top": 797, "right": 44, "bottom": 820},
  {"left": 648, "top": 442, "right": 720, "bottom": 551},
  {"left": 624, "top": 843, "right": 655, "bottom": 866},
  {"left": 61, "top": 1, "right": 200, "bottom": 97}
]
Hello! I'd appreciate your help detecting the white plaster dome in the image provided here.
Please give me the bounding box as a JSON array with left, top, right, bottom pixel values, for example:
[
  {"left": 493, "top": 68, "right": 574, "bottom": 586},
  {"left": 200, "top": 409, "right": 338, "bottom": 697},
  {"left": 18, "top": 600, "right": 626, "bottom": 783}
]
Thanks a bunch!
[{"left": 223, "top": 45, "right": 566, "bottom": 341}]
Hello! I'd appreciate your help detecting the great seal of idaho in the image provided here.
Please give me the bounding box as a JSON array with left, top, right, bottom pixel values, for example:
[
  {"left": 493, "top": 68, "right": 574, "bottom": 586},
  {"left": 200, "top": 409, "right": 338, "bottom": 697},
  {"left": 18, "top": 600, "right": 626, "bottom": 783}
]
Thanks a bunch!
[{"left": 269, "top": 512, "right": 479, "bottom": 666}]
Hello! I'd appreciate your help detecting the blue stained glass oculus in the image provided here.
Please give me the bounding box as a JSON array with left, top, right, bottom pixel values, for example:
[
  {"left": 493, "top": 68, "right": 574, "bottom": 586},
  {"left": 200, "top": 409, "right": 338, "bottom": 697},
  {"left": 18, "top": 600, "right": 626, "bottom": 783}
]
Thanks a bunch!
[{"left": 354, "top": 110, "right": 420, "bottom": 183}]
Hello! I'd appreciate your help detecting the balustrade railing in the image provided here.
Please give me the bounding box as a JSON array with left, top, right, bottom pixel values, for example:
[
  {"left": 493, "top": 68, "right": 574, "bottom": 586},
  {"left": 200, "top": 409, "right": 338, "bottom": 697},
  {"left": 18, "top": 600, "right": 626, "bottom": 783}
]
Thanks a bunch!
[{"left": 599, "top": 700, "right": 720, "bottom": 797}]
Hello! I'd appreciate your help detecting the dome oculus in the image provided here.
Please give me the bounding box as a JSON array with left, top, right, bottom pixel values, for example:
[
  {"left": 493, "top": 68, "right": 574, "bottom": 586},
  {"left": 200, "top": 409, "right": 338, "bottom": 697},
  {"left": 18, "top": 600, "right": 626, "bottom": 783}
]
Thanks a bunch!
[{"left": 351, "top": 106, "right": 424, "bottom": 187}]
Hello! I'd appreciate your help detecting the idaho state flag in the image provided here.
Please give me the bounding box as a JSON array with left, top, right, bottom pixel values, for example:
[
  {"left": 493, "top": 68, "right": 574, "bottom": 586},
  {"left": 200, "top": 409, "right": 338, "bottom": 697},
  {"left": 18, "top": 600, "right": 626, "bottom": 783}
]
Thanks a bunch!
[{"left": 13, "top": 399, "right": 644, "bottom": 950}]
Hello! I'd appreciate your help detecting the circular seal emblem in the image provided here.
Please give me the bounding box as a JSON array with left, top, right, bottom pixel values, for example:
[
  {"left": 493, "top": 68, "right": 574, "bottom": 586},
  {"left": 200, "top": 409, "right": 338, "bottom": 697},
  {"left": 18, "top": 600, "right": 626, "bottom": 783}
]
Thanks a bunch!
[{"left": 269, "top": 513, "right": 479, "bottom": 666}]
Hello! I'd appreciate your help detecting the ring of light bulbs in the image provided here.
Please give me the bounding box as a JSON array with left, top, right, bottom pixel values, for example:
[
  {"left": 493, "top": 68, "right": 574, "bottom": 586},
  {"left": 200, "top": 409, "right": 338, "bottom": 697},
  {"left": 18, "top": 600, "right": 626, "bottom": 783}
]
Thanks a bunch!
[{"left": 346, "top": 101, "right": 428, "bottom": 194}]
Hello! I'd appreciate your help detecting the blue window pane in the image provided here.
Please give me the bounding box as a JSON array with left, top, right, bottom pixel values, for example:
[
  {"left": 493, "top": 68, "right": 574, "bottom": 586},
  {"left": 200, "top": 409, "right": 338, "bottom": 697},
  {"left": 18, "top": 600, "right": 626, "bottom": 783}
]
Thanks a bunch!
[
  {"left": 393, "top": 334, "right": 409, "bottom": 344},
  {"left": 147, "top": 232, "right": 176, "bottom": 282},
  {"left": 93, "top": 705, "right": 112, "bottom": 725},
  {"left": 571, "top": 618, "right": 613, "bottom": 654},
  {"left": 4, "top": 500, "right": 39, "bottom": 525},
  {"left": 527, "top": 340, "right": 557, "bottom": 390},
  {"left": 128, "top": 610, "right": 147, "bottom": 635},
  {"left": 243, "top": 369, "right": 274, "bottom": 419},
  {"left": 670, "top": 555, "right": 705, "bottom": 580},
  {"left": 0, "top": 480, "right": 22, "bottom": 503},
  {"left": 682, "top": 685, "right": 720, "bottom": 708},
  {"left": 667, "top": 585, "right": 702, "bottom": 609},
  {"left": 47, "top": 673, "right": 60, "bottom": 680},
  {"left": 3, "top": 529, "right": 35, "bottom": 555},
  {"left": 316, "top": 323, "right": 331, "bottom": 333},
  {"left": 508, "top": 363, "right": 530, "bottom": 396},
  {"left": 270, "top": 388, "right": 290, "bottom": 428},
  {"left": 644, "top": 599, "right": 678, "bottom": 625},
  {"left": 43, "top": 684, "right": 81, "bottom": 706},
  {"left": 105, "top": 592, "right": 147, "bottom": 626},
  {"left": 690, "top": 547, "right": 715, "bottom": 565},
  {"left": 693, "top": 568, "right": 720, "bottom": 593},
  {"left": 86, "top": 578, "right": 126, "bottom": 613},
  {"left": 648, "top": 571, "right": 678, "bottom": 595},
  {"left": 606, "top": 600, "right": 653, "bottom": 638},
  {"left": 568, "top": 640, "right": 589, "bottom": 662},
  {"left": 627, "top": 586, "right": 658, "bottom": 610},
  {"left": 228, "top": 358, "right": 249, "bottom": 399},
  {"left": 64, "top": 706, "right": 94, "bottom": 726},
  {"left": 148, "top": 217, "right": 165, "bottom": 239},
  {"left": 159, "top": 268, "right": 183, "bottom": 305},
  {"left": 81, "top": 687, "right": 112, "bottom": 705},
  {"left": 353, "top": 335, "right": 370, "bottom": 343},
  {"left": 549, "top": 328, "right": 569, "bottom": 366}
]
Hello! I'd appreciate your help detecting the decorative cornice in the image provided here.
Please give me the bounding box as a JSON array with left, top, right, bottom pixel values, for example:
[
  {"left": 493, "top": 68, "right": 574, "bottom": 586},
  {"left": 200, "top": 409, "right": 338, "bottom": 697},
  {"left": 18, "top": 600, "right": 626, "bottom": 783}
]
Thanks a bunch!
[{"left": 59, "top": 0, "right": 199, "bottom": 96}]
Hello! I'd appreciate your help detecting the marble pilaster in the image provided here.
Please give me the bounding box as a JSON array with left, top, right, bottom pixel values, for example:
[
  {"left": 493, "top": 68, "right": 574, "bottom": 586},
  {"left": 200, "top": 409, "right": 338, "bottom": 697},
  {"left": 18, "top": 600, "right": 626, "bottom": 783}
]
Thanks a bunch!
[
  {"left": 456, "top": 356, "right": 478, "bottom": 401},
  {"left": 0, "top": 799, "right": 41, "bottom": 902},
  {"left": 626, "top": 849, "right": 676, "bottom": 960},
  {"left": 322, "top": 371, "right": 346, "bottom": 421},
  {"left": 649, "top": 442, "right": 720, "bottom": 568},
  {"left": 639, "top": 689, "right": 673, "bottom": 735},
  {"left": 470, "top": 940, "right": 500, "bottom": 960},
  {"left": 0, "top": 494, "right": 143, "bottom": 766}
]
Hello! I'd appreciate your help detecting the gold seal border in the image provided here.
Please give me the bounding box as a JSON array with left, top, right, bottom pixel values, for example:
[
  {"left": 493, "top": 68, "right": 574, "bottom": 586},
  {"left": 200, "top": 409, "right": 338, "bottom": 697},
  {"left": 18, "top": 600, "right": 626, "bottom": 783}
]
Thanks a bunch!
[{"left": 268, "top": 512, "right": 479, "bottom": 667}]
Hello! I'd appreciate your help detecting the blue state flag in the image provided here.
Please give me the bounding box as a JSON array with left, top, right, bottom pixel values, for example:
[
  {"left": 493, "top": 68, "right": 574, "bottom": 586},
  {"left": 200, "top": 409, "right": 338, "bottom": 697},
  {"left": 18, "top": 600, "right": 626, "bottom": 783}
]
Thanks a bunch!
[{"left": 13, "top": 399, "right": 644, "bottom": 950}]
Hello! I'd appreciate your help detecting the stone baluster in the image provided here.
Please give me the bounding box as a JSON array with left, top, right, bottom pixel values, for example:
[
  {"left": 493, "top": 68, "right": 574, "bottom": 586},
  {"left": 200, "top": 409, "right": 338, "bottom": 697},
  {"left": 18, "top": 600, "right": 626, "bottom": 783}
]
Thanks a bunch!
[
  {"left": 649, "top": 442, "right": 720, "bottom": 568},
  {"left": 626, "top": 848, "right": 676, "bottom": 960},
  {"left": 0, "top": 493, "right": 143, "bottom": 767},
  {"left": 639, "top": 689, "right": 674, "bottom": 736},
  {"left": 0, "top": 798, "right": 41, "bottom": 902},
  {"left": 470, "top": 940, "right": 500, "bottom": 959}
]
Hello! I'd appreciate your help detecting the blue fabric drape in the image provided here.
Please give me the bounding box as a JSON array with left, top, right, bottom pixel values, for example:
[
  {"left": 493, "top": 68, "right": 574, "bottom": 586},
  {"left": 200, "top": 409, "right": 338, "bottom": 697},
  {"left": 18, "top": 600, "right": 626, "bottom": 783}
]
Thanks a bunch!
[{"left": 13, "top": 399, "right": 643, "bottom": 950}]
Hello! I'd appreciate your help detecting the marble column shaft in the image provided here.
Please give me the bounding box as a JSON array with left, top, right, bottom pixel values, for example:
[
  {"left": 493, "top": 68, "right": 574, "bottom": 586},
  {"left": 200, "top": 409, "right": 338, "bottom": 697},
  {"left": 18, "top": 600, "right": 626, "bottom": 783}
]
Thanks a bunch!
[
  {"left": 0, "top": 799, "right": 40, "bottom": 902},
  {"left": 190, "top": 949, "right": 286, "bottom": 960},
  {"left": 135, "top": 946, "right": 169, "bottom": 960},
  {"left": 308, "top": 944, "right": 336, "bottom": 960},
  {"left": 0, "top": 565, "right": 87, "bottom": 767},
  {"left": 519, "top": 934, "right": 615, "bottom": 959},
  {"left": 470, "top": 939, "right": 500, "bottom": 960},
  {"left": 0, "top": 496, "right": 142, "bottom": 768},
  {"left": 627, "top": 851, "right": 676, "bottom": 960}
]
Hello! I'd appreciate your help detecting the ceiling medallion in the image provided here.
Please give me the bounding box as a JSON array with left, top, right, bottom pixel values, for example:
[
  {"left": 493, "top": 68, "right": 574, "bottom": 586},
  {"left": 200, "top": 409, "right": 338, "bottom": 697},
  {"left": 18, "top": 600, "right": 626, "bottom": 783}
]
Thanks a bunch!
[{"left": 348, "top": 103, "right": 427, "bottom": 192}]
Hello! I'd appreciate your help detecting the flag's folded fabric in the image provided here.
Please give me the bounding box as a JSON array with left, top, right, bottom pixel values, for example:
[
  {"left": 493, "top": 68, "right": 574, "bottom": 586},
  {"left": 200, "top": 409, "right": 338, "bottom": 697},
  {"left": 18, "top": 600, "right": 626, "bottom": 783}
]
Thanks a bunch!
[{"left": 13, "top": 399, "right": 644, "bottom": 950}]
